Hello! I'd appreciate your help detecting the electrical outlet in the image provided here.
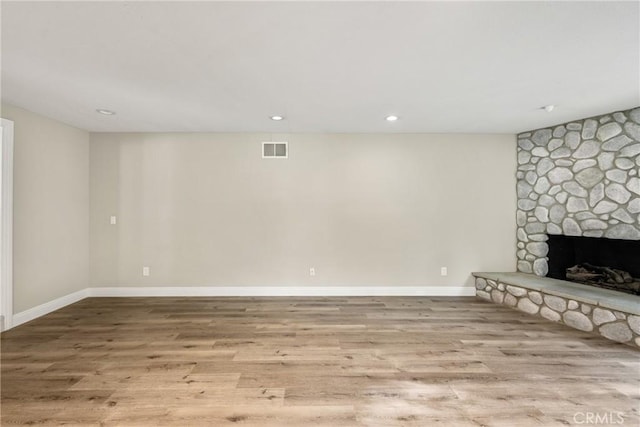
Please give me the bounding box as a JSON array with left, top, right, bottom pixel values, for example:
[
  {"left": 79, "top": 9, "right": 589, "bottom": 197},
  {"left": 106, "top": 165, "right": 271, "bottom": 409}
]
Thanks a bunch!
[
  {"left": 142, "top": 266, "right": 150, "bottom": 277},
  {"left": 440, "top": 267, "right": 448, "bottom": 276},
  {"left": 309, "top": 267, "right": 315, "bottom": 276},
  {"left": 110, "top": 215, "right": 117, "bottom": 225}
]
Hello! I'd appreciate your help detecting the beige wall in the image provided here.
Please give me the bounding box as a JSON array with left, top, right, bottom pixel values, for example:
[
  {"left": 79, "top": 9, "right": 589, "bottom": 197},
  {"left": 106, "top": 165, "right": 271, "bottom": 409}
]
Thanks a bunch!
[
  {"left": 2, "top": 104, "right": 90, "bottom": 312},
  {"left": 91, "top": 132, "right": 516, "bottom": 288}
]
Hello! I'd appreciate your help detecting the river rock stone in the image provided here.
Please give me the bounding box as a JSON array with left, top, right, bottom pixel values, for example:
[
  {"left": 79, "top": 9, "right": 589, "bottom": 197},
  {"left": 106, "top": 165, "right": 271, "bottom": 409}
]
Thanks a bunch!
[
  {"left": 525, "top": 222, "right": 546, "bottom": 234},
  {"left": 568, "top": 300, "right": 579, "bottom": 310},
  {"left": 517, "top": 181, "right": 533, "bottom": 198},
  {"left": 553, "top": 126, "right": 566, "bottom": 138},
  {"left": 614, "top": 158, "right": 635, "bottom": 170},
  {"left": 605, "top": 224, "right": 640, "bottom": 239},
  {"left": 624, "top": 121, "right": 640, "bottom": 141},
  {"left": 518, "top": 199, "right": 536, "bottom": 211},
  {"left": 593, "top": 200, "right": 619, "bottom": 215},
  {"left": 629, "top": 107, "right": 640, "bottom": 124},
  {"left": 548, "top": 167, "right": 573, "bottom": 184},
  {"left": 563, "top": 311, "right": 593, "bottom": 332},
  {"left": 611, "top": 208, "right": 634, "bottom": 224},
  {"left": 516, "top": 210, "right": 527, "bottom": 226},
  {"left": 602, "top": 134, "right": 632, "bottom": 151},
  {"left": 518, "top": 151, "right": 531, "bottom": 164},
  {"left": 575, "top": 212, "right": 596, "bottom": 220},
  {"left": 555, "top": 192, "right": 568, "bottom": 204},
  {"left": 528, "top": 291, "right": 543, "bottom": 305},
  {"left": 491, "top": 290, "right": 504, "bottom": 304},
  {"left": 605, "top": 183, "right": 631, "bottom": 204},
  {"left": 534, "top": 206, "right": 549, "bottom": 222},
  {"left": 549, "top": 204, "right": 566, "bottom": 224},
  {"left": 573, "top": 140, "right": 600, "bottom": 158},
  {"left": 620, "top": 143, "right": 640, "bottom": 157},
  {"left": 565, "top": 131, "right": 581, "bottom": 149},
  {"left": 572, "top": 159, "right": 597, "bottom": 172},
  {"left": 544, "top": 295, "right": 567, "bottom": 312},
  {"left": 538, "top": 194, "right": 555, "bottom": 207},
  {"left": 593, "top": 308, "right": 616, "bottom": 326},
  {"left": 506, "top": 285, "right": 527, "bottom": 297},
  {"left": 540, "top": 306, "right": 561, "bottom": 322},
  {"left": 525, "top": 171, "right": 537, "bottom": 185},
  {"left": 597, "top": 152, "right": 615, "bottom": 170},
  {"left": 582, "top": 119, "right": 598, "bottom": 139},
  {"left": 562, "top": 218, "right": 581, "bottom": 236},
  {"left": 628, "top": 198, "right": 640, "bottom": 214},
  {"left": 526, "top": 242, "right": 547, "bottom": 257},
  {"left": 504, "top": 293, "right": 517, "bottom": 307},
  {"left": 547, "top": 223, "right": 562, "bottom": 234},
  {"left": 550, "top": 148, "right": 572, "bottom": 159},
  {"left": 518, "top": 138, "right": 534, "bottom": 150},
  {"left": 575, "top": 167, "right": 604, "bottom": 188},
  {"left": 596, "top": 122, "right": 622, "bottom": 141},
  {"left": 533, "top": 259, "right": 548, "bottom": 276},
  {"left": 534, "top": 177, "right": 551, "bottom": 194},
  {"left": 531, "top": 147, "right": 549, "bottom": 157},
  {"left": 581, "top": 219, "right": 608, "bottom": 230},
  {"left": 566, "top": 123, "right": 582, "bottom": 131},
  {"left": 529, "top": 233, "right": 547, "bottom": 242},
  {"left": 517, "top": 298, "right": 539, "bottom": 314},
  {"left": 599, "top": 322, "right": 633, "bottom": 343},
  {"left": 566, "top": 196, "right": 588, "bottom": 212},
  {"left": 613, "top": 112, "right": 627, "bottom": 123},
  {"left": 532, "top": 129, "right": 552, "bottom": 146},
  {"left": 606, "top": 169, "right": 627, "bottom": 184},
  {"left": 517, "top": 261, "right": 532, "bottom": 273}
]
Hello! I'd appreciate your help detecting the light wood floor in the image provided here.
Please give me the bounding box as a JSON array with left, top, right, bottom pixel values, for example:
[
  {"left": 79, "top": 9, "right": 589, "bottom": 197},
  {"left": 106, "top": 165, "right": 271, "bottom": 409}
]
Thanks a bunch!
[{"left": 1, "top": 297, "right": 638, "bottom": 426}]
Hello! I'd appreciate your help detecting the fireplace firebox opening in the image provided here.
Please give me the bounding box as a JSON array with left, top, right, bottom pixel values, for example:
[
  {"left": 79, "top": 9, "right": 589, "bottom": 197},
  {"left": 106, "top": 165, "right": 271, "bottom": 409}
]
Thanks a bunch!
[{"left": 546, "top": 234, "right": 640, "bottom": 296}]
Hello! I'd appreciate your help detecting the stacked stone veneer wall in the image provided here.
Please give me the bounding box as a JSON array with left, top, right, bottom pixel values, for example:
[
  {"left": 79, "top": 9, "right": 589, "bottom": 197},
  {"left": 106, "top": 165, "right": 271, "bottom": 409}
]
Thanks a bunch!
[
  {"left": 517, "top": 107, "right": 640, "bottom": 276},
  {"left": 475, "top": 277, "right": 640, "bottom": 348}
]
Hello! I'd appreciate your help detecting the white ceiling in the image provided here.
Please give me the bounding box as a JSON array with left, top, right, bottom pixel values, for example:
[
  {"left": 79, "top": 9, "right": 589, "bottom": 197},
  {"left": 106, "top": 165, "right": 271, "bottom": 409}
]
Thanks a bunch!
[{"left": 1, "top": 1, "right": 639, "bottom": 134}]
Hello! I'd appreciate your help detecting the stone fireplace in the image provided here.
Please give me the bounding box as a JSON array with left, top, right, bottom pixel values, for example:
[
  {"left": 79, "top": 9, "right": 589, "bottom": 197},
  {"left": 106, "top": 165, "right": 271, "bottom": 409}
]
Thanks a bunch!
[
  {"left": 516, "top": 107, "right": 640, "bottom": 277},
  {"left": 474, "top": 106, "right": 640, "bottom": 348}
]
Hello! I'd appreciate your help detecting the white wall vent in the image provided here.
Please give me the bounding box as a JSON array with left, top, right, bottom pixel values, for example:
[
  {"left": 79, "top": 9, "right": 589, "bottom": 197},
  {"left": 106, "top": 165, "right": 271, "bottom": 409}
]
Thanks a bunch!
[{"left": 262, "top": 142, "right": 288, "bottom": 159}]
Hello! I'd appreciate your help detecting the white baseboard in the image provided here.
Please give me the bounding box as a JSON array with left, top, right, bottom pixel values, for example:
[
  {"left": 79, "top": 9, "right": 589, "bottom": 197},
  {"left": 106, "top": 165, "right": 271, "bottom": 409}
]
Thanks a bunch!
[
  {"left": 12, "top": 288, "right": 90, "bottom": 328},
  {"left": 8, "top": 285, "right": 475, "bottom": 330},
  {"left": 89, "top": 286, "right": 475, "bottom": 297}
]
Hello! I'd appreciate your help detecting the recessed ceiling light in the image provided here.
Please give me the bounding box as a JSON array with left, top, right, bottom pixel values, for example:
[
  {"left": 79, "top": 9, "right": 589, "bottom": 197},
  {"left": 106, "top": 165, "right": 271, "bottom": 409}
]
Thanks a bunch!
[
  {"left": 542, "top": 105, "right": 555, "bottom": 112},
  {"left": 96, "top": 109, "right": 116, "bottom": 115},
  {"left": 386, "top": 115, "right": 399, "bottom": 122},
  {"left": 270, "top": 115, "right": 284, "bottom": 121}
]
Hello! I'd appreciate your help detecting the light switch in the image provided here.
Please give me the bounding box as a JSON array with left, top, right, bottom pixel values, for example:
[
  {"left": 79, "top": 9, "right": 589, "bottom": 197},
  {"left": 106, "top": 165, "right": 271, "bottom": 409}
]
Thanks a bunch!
[{"left": 110, "top": 216, "right": 117, "bottom": 225}]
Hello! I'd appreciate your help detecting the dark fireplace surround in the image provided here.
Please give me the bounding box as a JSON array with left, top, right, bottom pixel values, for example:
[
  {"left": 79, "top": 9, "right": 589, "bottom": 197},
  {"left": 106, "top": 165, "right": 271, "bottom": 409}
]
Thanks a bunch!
[{"left": 547, "top": 234, "right": 640, "bottom": 295}]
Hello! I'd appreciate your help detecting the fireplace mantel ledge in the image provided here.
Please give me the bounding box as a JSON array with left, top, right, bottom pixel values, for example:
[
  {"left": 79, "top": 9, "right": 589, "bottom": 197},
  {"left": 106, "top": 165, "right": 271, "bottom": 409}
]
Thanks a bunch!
[{"left": 472, "top": 272, "right": 640, "bottom": 316}]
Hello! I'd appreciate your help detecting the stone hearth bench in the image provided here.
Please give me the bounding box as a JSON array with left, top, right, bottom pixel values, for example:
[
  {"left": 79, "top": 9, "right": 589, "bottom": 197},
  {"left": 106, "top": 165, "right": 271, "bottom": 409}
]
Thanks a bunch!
[{"left": 472, "top": 272, "right": 640, "bottom": 348}]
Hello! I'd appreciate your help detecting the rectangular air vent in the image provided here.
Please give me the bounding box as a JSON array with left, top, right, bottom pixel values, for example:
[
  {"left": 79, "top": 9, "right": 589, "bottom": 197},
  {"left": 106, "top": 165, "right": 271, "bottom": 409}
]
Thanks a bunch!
[{"left": 262, "top": 142, "right": 288, "bottom": 159}]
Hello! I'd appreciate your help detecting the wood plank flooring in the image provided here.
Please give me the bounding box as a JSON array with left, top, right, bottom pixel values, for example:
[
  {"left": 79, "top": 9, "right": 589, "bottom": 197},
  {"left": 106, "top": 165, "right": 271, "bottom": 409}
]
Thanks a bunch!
[{"left": 1, "top": 297, "right": 638, "bottom": 426}]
